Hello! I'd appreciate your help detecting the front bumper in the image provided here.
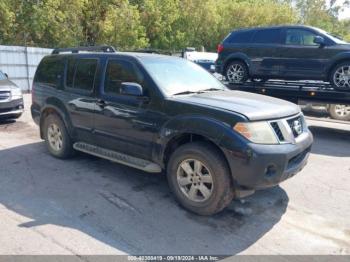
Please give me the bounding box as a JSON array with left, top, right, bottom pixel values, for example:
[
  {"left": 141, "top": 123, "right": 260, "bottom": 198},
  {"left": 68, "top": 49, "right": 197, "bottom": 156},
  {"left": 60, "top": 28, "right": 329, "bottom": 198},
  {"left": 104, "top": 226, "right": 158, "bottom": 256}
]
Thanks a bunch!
[
  {"left": 0, "top": 97, "right": 24, "bottom": 117},
  {"left": 223, "top": 130, "right": 313, "bottom": 191}
]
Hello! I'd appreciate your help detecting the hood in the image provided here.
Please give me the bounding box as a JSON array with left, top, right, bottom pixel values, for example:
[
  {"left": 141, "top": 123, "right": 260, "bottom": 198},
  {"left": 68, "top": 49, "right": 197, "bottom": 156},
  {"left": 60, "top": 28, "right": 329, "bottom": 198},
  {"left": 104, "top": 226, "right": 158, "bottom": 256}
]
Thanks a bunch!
[
  {"left": 0, "top": 79, "right": 17, "bottom": 91},
  {"left": 170, "top": 90, "right": 300, "bottom": 121}
]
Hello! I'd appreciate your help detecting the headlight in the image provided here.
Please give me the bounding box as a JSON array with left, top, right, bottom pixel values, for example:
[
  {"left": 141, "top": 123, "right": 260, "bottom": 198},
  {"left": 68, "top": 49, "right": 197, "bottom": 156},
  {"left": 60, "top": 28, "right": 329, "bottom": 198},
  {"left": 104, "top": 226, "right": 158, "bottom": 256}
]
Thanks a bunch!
[
  {"left": 233, "top": 121, "right": 279, "bottom": 144},
  {"left": 11, "top": 88, "right": 22, "bottom": 98}
]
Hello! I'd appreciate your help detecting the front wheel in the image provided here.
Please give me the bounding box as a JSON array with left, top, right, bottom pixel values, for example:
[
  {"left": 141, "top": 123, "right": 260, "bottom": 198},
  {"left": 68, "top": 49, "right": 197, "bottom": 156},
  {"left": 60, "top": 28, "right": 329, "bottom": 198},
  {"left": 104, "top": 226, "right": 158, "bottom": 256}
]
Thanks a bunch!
[
  {"left": 330, "top": 62, "right": 350, "bottom": 91},
  {"left": 167, "top": 142, "right": 234, "bottom": 215},
  {"left": 224, "top": 61, "right": 249, "bottom": 84},
  {"left": 328, "top": 104, "right": 350, "bottom": 121}
]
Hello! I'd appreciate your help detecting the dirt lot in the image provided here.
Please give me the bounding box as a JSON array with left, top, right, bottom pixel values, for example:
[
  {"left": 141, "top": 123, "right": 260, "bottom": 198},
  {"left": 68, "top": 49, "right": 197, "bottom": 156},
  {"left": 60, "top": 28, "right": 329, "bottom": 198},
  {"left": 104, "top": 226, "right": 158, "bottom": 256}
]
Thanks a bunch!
[{"left": 0, "top": 94, "right": 349, "bottom": 256}]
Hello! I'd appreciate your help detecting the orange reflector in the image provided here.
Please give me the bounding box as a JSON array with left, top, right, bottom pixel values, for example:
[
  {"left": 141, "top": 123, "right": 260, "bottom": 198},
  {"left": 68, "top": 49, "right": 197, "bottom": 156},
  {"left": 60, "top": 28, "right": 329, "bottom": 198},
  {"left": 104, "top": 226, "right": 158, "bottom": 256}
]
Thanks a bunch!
[{"left": 233, "top": 123, "right": 251, "bottom": 139}]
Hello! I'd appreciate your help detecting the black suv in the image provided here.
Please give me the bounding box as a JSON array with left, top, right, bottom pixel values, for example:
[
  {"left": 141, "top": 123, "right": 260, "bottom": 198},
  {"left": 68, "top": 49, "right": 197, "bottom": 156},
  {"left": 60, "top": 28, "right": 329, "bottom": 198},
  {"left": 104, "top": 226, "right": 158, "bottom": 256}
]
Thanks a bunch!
[
  {"left": 31, "top": 46, "right": 313, "bottom": 215},
  {"left": 216, "top": 25, "right": 350, "bottom": 91}
]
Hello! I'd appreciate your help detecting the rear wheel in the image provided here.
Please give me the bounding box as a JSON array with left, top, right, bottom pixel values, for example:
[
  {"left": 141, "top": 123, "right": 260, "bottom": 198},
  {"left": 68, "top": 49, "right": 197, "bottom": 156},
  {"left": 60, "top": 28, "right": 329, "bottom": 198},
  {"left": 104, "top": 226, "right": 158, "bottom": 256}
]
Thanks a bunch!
[
  {"left": 328, "top": 104, "right": 350, "bottom": 121},
  {"left": 224, "top": 61, "right": 249, "bottom": 84},
  {"left": 43, "top": 114, "right": 74, "bottom": 158},
  {"left": 166, "top": 142, "right": 234, "bottom": 215},
  {"left": 330, "top": 62, "right": 350, "bottom": 91}
]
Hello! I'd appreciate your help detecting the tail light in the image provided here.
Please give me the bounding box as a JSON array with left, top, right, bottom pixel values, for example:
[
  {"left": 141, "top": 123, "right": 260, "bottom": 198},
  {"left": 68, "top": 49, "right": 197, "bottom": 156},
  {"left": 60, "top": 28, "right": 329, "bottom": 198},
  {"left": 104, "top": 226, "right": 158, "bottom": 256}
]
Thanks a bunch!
[{"left": 217, "top": 44, "right": 224, "bottom": 54}]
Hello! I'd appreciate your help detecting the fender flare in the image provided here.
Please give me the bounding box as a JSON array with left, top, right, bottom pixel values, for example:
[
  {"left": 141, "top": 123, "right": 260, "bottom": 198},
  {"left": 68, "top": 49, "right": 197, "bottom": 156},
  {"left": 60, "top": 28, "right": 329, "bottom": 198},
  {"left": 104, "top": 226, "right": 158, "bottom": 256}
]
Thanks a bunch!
[
  {"left": 326, "top": 52, "right": 350, "bottom": 77},
  {"left": 39, "top": 97, "right": 74, "bottom": 139},
  {"left": 223, "top": 52, "right": 251, "bottom": 73}
]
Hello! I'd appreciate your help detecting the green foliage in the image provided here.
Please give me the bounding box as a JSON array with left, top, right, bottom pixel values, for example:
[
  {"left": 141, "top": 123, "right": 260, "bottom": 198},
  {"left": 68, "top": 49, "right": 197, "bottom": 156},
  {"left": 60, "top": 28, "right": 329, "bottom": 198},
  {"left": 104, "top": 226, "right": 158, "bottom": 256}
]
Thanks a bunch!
[{"left": 0, "top": 0, "right": 348, "bottom": 50}]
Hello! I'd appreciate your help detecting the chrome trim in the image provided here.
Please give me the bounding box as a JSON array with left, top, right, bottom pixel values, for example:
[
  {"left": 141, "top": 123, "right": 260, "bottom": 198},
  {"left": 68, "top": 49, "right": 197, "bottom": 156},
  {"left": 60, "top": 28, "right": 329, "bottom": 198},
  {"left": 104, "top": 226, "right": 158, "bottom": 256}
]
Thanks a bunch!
[{"left": 268, "top": 113, "right": 305, "bottom": 145}]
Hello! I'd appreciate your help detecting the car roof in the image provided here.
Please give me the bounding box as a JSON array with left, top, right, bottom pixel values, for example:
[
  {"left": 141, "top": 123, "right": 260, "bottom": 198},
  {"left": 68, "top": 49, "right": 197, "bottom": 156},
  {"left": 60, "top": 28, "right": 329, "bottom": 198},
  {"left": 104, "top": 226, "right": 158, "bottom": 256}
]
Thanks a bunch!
[
  {"left": 47, "top": 51, "right": 179, "bottom": 61},
  {"left": 231, "top": 25, "right": 319, "bottom": 33}
]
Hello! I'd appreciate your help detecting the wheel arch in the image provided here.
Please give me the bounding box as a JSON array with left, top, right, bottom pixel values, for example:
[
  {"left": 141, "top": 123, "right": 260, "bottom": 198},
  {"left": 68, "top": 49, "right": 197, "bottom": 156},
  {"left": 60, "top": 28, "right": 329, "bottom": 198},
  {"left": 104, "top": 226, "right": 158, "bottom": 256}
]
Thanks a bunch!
[
  {"left": 39, "top": 97, "right": 74, "bottom": 139},
  {"left": 223, "top": 53, "right": 251, "bottom": 74},
  {"left": 327, "top": 55, "right": 350, "bottom": 81},
  {"left": 162, "top": 132, "right": 233, "bottom": 185}
]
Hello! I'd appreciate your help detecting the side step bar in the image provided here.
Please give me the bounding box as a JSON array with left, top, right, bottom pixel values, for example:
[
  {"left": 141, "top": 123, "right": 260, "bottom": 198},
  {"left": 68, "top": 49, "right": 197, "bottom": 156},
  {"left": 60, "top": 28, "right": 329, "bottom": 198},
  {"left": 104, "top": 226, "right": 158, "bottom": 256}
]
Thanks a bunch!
[{"left": 73, "top": 142, "right": 162, "bottom": 173}]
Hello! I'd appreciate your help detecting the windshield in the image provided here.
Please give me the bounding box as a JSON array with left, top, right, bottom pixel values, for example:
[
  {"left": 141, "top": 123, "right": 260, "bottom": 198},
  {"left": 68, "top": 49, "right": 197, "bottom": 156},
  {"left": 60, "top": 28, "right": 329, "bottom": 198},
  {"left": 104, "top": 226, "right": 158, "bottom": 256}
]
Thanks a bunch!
[
  {"left": 141, "top": 57, "right": 226, "bottom": 96},
  {"left": 315, "top": 28, "right": 348, "bottom": 44},
  {"left": 0, "top": 71, "right": 7, "bottom": 80}
]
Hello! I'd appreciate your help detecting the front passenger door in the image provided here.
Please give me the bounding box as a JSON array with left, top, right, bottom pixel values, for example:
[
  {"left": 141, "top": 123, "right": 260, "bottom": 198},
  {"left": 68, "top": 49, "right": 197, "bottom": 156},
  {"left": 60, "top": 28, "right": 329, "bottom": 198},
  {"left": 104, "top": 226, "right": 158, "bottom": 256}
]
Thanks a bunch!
[
  {"left": 279, "top": 28, "right": 329, "bottom": 78},
  {"left": 93, "top": 59, "right": 157, "bottom": 160}
]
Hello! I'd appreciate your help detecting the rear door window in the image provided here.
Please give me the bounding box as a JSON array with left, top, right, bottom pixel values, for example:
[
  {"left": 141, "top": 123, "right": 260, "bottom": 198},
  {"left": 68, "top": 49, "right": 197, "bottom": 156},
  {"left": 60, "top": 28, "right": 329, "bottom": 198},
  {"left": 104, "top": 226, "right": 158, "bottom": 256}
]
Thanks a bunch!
[
  {"left": 66, "top": 58, "right": 98, "bottom": 92},
  {"left": 252, "top": 29, "right": 281, "bottom": 44},
  {"left": 35, "top": 57, "right": 64, "bottom": 87}
]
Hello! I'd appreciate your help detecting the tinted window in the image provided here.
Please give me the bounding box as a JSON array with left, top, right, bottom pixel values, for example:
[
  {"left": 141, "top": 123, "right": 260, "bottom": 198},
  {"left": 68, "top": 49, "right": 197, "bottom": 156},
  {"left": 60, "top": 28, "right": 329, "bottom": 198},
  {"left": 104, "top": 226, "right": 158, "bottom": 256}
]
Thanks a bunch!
[
  {"left": 285, "top": 29, "right": 318, "bottom": 46},
  {"left": 35, "top": 57, "right": 64, "bottom": 87},
  {"left": 226, "top": 30, "right": 254, "bottom": 43},
  {"left": 69, "top": 59, "right": 97, "bottom": 91},
  {"left": 104, "top": 60, "right": 143, "bottom": 94},
  {"left": 252, "top": 29, "right": 281, "bottom": 44}
]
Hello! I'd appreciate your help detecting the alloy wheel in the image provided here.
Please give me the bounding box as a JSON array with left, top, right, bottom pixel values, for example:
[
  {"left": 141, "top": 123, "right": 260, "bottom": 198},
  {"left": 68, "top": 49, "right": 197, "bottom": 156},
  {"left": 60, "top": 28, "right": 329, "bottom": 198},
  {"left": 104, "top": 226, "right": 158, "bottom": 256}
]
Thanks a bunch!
[
  {"left": 227, "top": 64, "right": 245, "bottom": 83},
  {"left": 47, "top": 123, "right": 63, "bottom": 152},
  {"left": 334, "top": 65, "right": 350, "bottom": 89},
  {"left": 333, "top": 104, "right": 350, "bottom": 117},
  {"left": 176, "top": 159, "right": 214, "bottom": 202}
]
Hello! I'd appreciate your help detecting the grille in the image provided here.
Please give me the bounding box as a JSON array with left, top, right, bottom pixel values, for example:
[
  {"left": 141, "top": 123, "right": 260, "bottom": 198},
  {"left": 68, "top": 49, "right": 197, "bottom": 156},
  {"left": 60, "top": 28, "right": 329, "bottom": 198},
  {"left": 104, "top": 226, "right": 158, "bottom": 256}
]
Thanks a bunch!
[
  {"left": 0, "top": 91, "right": 10, "bottom": 101},
  {"left": 270, "top": 122, "right": 284, "bottom": 141},
  {"left": 287, "top": 116, "right": 303, "bottom": 137}
]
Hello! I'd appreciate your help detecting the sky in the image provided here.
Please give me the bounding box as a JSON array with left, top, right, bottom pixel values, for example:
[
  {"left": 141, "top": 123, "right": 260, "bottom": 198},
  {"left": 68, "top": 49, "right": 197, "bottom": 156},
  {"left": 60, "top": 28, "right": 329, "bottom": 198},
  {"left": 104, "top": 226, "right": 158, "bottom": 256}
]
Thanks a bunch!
[{"left": 331, "top": 0, "right": 350, "bottom": 20}]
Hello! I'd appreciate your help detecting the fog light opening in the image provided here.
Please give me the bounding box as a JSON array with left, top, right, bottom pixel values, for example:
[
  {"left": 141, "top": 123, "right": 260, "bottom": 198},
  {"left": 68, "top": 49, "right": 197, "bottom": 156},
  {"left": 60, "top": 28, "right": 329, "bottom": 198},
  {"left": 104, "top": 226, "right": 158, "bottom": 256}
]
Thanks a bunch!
[{"left": 265, "top": 164, "right": 277, "bottom": 178}]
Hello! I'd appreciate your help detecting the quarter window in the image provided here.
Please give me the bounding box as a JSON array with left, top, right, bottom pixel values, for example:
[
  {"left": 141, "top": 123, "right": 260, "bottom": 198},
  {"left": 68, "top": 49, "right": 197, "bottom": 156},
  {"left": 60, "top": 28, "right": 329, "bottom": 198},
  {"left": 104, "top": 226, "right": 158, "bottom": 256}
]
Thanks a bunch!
[
  {"left": 104, "top": 60, "right": 143, "bottom": 95},
  {"left": 251, "top": 29, "right": 281, "bottom": 44},
  {"left": 35, "top": 57, "right": 64, "bottom": 87},
  {"left": 285, "top": 29, "right": 318, "bottom": 46},
  {"left": 226, "top": 30, "right": 255, "bottom": 43}
]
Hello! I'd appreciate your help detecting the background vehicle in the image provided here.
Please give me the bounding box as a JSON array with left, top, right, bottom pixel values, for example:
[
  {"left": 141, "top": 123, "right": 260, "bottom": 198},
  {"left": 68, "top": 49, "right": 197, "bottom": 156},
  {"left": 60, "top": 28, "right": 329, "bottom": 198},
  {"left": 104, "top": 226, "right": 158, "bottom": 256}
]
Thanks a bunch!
[
  {"left": 182, "top": 47, "right": 218, "bottom": 72},
  {"left": 226, "top": 80, "right": 350, "bottom": 121},
  {"left": 31, "top": 46, "right": 313, "bottom": 215},
  {"left": 216, "top": 25, "right": 350, "bottom": 91},
  {"left": 0, "top": 70, "right": 24, "bottom": 119}
]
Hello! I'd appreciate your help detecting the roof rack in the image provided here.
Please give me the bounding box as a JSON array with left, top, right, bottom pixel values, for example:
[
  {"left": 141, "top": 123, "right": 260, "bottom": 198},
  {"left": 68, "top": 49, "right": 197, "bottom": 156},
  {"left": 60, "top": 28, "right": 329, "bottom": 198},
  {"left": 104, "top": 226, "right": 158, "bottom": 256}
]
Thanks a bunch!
[{"left": 51, "top": 45, "right": 117, "bottom": 54}]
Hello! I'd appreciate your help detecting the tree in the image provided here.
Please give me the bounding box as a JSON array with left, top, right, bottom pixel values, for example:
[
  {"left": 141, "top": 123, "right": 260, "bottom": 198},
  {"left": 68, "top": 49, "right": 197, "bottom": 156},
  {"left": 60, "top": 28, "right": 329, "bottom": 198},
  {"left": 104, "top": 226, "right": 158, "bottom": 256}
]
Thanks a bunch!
[
  {"left": 0, "top": 0, "right": 15, "bottom": 44},
  {"left": 100, "top": 0, "right": 148, "bottom": 50}
]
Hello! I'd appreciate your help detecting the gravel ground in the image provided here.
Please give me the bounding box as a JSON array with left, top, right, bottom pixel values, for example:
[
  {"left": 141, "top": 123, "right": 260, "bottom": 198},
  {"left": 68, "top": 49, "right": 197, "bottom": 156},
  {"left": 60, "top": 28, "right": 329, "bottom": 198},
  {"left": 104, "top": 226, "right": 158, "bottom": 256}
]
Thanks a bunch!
[{"left": 0, "top": 94, "right": 349, "bottom": 256}]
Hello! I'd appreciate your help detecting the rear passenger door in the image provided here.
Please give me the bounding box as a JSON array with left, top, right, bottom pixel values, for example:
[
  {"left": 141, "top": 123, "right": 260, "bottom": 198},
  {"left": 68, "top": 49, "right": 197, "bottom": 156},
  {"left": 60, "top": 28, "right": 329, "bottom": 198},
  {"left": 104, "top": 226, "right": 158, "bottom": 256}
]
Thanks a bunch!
[
  {"left": 92, "top": 58, "right": 156, "bottom": 160},
  {"left": 65, "top": 57, "right": 99, "bottom": 142},
  {"left": 248, "top": 28, "right": 283, "bottom": 76}
]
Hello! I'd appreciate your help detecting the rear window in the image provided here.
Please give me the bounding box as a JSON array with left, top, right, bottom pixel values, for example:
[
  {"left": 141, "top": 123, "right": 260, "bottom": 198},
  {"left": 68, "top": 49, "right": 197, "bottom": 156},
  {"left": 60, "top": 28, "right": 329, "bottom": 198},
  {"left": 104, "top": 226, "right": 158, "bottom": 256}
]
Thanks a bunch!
[
  {"left": 251, "top": 29, "right": 281, "bottom": 44},
  {"left": 226, "top": 30, "right": 254, "bottom": 43},
  {"left": 35, "top": 57, "right": 64, "bottom": 87},
  {"left": 66, "top": 58, "right": 98, "bottom": 91}
]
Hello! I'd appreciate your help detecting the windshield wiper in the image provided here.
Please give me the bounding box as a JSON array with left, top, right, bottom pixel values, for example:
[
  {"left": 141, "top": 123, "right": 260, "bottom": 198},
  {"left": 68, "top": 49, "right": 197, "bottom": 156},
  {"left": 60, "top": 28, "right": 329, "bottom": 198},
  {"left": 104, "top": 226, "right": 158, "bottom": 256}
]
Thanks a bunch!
[
  {"left": 173, "top": 91, "right": 200, "bottom": 96},
  {"left": 198, "top": 88, "right": 223, "bottom": 92}
]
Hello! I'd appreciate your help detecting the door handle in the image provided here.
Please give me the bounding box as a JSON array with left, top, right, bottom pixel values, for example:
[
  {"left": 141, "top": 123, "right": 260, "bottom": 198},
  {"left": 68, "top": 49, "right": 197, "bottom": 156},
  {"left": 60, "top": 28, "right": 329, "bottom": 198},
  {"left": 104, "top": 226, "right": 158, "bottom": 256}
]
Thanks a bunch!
[{"left": 96, "top": 99, "right": 106, "bottom": 107}]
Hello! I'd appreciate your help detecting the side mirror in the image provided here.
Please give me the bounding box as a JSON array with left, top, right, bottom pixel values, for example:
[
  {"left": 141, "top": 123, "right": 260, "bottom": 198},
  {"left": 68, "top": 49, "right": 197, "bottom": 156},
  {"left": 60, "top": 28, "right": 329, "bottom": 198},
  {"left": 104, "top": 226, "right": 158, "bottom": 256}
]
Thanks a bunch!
[
  {"left": 120, "top": 82, "right": 143, "bottom": 96},
  {"left": 4, "top": 73, "right": 8, "bottom": 78},
  {"left": 314, "top": 36, "right": 325, "bottom": 46}
]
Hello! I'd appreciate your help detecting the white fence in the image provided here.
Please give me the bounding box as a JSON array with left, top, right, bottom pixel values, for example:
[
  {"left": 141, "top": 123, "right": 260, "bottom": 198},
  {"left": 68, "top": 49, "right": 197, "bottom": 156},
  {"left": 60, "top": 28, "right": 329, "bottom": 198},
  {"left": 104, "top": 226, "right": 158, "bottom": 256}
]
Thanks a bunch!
[{"left": 0, "top": 45, "right": 53, "bottom": 92}]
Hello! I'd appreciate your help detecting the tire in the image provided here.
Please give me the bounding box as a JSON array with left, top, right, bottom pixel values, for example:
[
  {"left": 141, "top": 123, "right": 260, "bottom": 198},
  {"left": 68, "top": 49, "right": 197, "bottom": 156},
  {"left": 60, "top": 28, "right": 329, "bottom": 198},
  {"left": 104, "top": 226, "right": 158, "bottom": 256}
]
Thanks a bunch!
[
  {"left": 43, "top": 114, "right": 74, "bottom": 158},
  {"left": 330, "top": 62, "right": 350, "bottom": 91},
  {"left": 328, "top": 104, "right": 350, "bottom": 121},
  {"left": 166, "top": 142, "right": 234, "bottom": 215},
  {"left": 224, "top": 61, "right": 249, "bottom": 84}
]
